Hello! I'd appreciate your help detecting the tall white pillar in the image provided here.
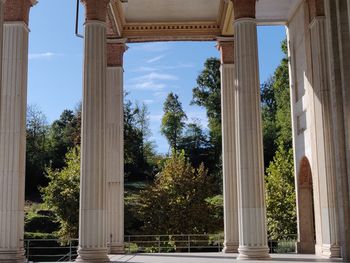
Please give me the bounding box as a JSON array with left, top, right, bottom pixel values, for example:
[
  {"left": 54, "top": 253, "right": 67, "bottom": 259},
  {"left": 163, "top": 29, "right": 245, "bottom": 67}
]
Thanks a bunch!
[
  {"left": 324, "top": 0, "right": 350, "bottom": 259},
  {"left": 106, "top": 39, "right": 126, "bottom": 254},
  {"left": 217, "top": 38, "right": 239, "bottom": 253},
  {"left": 77, "top": 0, "right": 110, "bottom": 262},
  {"left": 0, "top": 0, "right": 4, "bottom": 86},
  {"left": 309, "top": 14, "right": 341, "bottom": 257},
  {"left": 232, "top": 0, "right": 270, "bottom": 259},
  {"left": 0, "top": 1, "right": 33, "bottom": 262}
]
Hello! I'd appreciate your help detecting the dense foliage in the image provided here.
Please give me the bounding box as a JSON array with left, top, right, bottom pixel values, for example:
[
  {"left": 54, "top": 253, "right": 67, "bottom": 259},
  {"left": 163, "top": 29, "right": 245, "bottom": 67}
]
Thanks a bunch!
[
  {"left": 161, "top": 93, "right": 187, "bottom": 151},
  {"left": 136, "top": 151, "right": 221, "bottom": 234},
  {"left": 191, "top": 57, "right": 222, "bottom": 153},
  {"left": 265, "top": 146, "right": 296, "bottom": 240},
  {"left": 190, "top": 57, "right": 223, "bottom": 193},
  {"left": 124, "top": 100, "right": 158, "bottom": 182},
  {"left": 26, "top": 105, "right": 81, "bottom": 200},
  {"left": 41, "top": 147, "right": 80, "bottom": 239},
  {"left": 262, "top": 40, "right": 296, "bottom": 239},
  {"left": 26, "top": 105, "right": 51, "bottom": 199}
]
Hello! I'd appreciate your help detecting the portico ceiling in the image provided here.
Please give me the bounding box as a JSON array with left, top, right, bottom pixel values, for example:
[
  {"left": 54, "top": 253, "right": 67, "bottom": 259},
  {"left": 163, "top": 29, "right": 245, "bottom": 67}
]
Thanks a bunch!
[{"left": 107, "top": 0, "right": 303, "bottom": 42}]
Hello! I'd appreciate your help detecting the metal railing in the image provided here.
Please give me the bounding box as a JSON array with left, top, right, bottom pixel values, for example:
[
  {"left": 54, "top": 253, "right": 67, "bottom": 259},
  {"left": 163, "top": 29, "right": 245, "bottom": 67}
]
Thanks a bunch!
[
  {"left": 23, "top": 234, "right": 298, "bottom": 262},
  {"left": 124, "top": 234, "right": 224, "bottom": 253},
  {"left": 24, "top": 239, "right": 78, "bottom": 262},
  {"left": 268, "top": 235, "right": 298, "bottom": 254}
]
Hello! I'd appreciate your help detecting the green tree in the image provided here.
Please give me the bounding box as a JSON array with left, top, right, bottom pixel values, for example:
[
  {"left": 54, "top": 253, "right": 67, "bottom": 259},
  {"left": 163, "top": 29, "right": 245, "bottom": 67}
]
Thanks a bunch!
[
  {"left": 137, "top": 151, "right": 221, "bottom": 234},
  {"left": 261, "top": 40, "right": 292, "bottom": 166},
  {"left": 41, "top": 147, "right": 80, "bottom": 239},
  {"left": 263, "top": 39, "right": 296, "bottom": 239},
  {"left": 26, "top": 105, "right": 50, "bottom": 200},
  {"left": 178, "top": 121, "right": 210, "bottom": 169},
  {"left": 124, "top": 98, "right": 158, "bottom": 182},
  {"left": 261, "top": 78, "right": 278, "bottom": 168},
  {"left": 274, "top": 40, "right": 292, "bottom": 149},
  {"left": 48, "top": 108, "right": 81, "bottom": 170},
  {"left": 191, "top": 58, "right": 223, "bottom": 193},
  {"left": 265, "top": 146, "right": 296, "bottom": 240},
  {"left": 161, "top": 93, "right": 187, "bottom": 151},
  {"left": 191, "top": 57, "right": 221, "bottom": 154}
]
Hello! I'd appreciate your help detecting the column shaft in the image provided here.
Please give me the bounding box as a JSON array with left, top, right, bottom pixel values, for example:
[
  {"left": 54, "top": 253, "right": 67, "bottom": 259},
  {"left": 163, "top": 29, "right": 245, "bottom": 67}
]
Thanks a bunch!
[
  {"left": 77, "top": 20, "right": 109, "bottom": 262},
  {"left": 106, "top": 66, "right": 124, "bottom": 254},
  {"left": 0, "top": 0, "right": 3, "bottom": 87},
  {"left": 221, "top": 63, "right": 239, "bottom": 253},
  {"left": 324, "top": 0, "right": 350, "bottom": 259},
  {"left": 0, "top": 21, "right": 28, "bottom": 263},
  {"left": 310, "top": 16, "right": 340, "bottom": 257},
  {"left": 234, "top": 18, "right": 270, "bottom": 260}
]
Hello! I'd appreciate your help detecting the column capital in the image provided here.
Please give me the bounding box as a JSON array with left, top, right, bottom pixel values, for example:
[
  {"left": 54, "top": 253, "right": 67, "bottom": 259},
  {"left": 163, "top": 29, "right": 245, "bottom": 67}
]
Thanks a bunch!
[
  {"left": 308, "top": 0, "right": 325, "bottom": 21},
  {"left": 4, "top": 0, "right": 36, "bottom": 25},
  {"left": 230, "top": 0, "right": 256, "bottom": 20},
  {"left": 107, "top": 39, "right": 127, "bottom": 67},
  {"left": 81, "top": 0, "right": 110, "bottom": 22},
  {"left": 217, "top": 37, "right": 234, "bottom": 64}
]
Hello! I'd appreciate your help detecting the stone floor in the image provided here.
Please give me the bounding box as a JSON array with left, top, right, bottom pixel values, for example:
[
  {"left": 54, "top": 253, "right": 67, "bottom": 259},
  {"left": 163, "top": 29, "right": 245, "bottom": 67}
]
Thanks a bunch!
[
  {"left": 38, "top": 253, "right": 349, "bottom": 263},
  {"left": 107, "top": 253, "right": 346, "bottom": 263}
]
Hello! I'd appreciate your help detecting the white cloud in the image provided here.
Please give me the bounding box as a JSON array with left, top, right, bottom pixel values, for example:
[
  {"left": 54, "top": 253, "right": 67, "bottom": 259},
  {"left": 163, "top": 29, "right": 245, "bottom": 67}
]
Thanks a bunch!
[
  {"left": 130, "top": 42, "right": 171, "bottom": 53},
  {"left": 130, "top": 81, "right": 166, "bottom": 91},
  {"left": 132, "top": 63, "right": 195, "bottom": 73},
  {"left": 146, "top": 55, "right": 165, "bottom": 63},
  {"left": 153, "top": 91, "right": 168, "bottom": 98},
  {"left": 29, "top": 52, "right": 61, "bottom": 60},
  {"left": 127, "top": 72, "right": 178, "bottom": 92},
  {"left": 132, "top": 72, "right": 178, "bottom": 82}
]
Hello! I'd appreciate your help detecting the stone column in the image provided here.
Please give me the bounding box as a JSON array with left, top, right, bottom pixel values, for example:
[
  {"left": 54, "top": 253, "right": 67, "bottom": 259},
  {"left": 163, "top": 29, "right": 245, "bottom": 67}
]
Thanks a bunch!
[
  {"left": 231, "top": 0, "right": 270, "bottom": 260},
  {"left": 0, "top": 1, "right": 34, "bottom": 262},
  {"left": 308, "top": 0, "right": 340, "bottom": 257},
  {"left": 77, "top": 0, "right": 110, "bottom": 262},
  {"left": 324, "top": 0, "right": 350, "bottom": 259},
  {"left": 217, "top": 38, "right": 239, "bottom": 253},
  {"left": 0, "top": 0, "right": 4, "bottom": 85},
  {"left": 106, "top": 39, "right": 126, "bottom": 254}
]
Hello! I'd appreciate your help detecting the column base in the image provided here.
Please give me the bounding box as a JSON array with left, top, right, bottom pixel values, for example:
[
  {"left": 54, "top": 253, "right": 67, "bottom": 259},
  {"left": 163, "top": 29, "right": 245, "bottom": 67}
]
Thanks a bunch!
[
  {"left": 108, "top": 243, "right": 125, "bottom": 254},
  {"left": 296, "top": 241, "right": 315, "bottom": 254},
  {"left": 76, "top": 248, "right": 110, "bottom": 262},
  {"left": 319, "top": 244, "right": 341, "bottom": 258},
  {"left": 222, "top": 241, "right": 238, "bottom": 253},
  {"left": 0, "top": 249, "right": 26, "bottom": 263},
  {"left": 237, "top": 246, "right": 271, "bottom": 260}
]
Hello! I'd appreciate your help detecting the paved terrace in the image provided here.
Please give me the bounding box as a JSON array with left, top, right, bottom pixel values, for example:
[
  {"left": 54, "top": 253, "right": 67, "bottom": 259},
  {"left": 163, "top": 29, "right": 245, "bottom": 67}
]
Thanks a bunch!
[{"left": 39, "top": 253, "right": 348, "bottom": 263}]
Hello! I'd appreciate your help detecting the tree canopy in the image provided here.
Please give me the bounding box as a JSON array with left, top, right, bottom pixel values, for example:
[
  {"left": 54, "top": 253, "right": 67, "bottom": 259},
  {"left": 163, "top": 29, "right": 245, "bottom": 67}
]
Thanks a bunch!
[
  {"left": 41, "top": 147, "right": 80, "bottom": 239},
  {"left": 136, "top": 151, "right": 221, "bottom": 234},
  {"left": 161, "top": 92, "right": 187, "bottom": 152},
  {"left": 191, "top": 57, "right": 222, "bottom": 155},
  {"left": 262, "top": 39, "right": 296, "bottom": 239}
]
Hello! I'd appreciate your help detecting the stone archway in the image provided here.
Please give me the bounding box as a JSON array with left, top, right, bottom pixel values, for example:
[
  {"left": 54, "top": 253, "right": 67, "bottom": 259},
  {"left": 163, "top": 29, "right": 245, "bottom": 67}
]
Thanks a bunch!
[{"left": 296, "top": 157, "right": 315, "bottom": 254}]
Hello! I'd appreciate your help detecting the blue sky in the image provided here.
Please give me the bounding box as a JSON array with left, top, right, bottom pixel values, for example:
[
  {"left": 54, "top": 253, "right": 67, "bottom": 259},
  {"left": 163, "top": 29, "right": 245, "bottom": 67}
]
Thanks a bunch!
[{"left": 27, "top": 0, "right": 287, "bottom": 154}]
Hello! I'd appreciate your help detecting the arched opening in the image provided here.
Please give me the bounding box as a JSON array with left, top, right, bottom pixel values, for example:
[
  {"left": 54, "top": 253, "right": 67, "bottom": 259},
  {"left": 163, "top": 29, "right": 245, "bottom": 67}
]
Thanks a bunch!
[{"left": 296, "top": 157, "right": 316, "bottom": 254}]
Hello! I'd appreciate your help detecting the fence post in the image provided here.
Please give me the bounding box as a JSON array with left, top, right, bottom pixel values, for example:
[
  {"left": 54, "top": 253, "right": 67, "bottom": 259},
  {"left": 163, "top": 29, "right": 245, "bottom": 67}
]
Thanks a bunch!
[
  {"left": 218, "top": 238, "right": 220, "bottom": 252},
  {"left": 26, "top": 240, "right": 30, "bottom": 261},
  {"left": 158, "top": 235, "right": 161, "bottom": 253},
  {"left": 128, "top": 236, "right": 131, "bottom": 253},
  {"left": 69, "top": 239, "right": 72, "bottom": 261},
  {"left": 187, "top": 235, "right": 190, "bottom": 253}
]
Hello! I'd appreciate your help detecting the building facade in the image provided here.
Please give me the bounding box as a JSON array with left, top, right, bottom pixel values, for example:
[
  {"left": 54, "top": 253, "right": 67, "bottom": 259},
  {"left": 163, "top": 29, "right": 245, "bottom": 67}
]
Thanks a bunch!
[{"left": 0, "top": 0, "right": 350, "bottom": 262}]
